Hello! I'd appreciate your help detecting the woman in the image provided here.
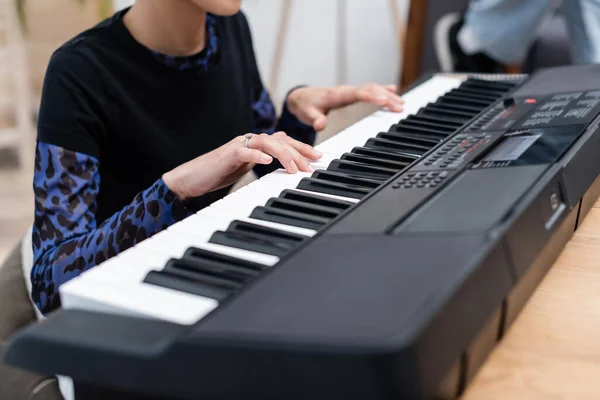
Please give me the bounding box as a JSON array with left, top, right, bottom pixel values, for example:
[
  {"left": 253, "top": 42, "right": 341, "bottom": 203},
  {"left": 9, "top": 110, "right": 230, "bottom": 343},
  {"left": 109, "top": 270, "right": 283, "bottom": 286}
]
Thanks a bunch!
[{"left": 31, "top": 0, "right": 404, "bottom": 314}]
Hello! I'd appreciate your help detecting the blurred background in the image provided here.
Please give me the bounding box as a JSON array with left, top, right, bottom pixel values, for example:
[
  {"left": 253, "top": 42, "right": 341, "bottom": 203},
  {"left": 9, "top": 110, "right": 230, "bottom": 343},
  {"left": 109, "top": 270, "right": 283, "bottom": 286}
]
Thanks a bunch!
[{"left": 0, "top": 0, "right": 410, "bottom": 261}]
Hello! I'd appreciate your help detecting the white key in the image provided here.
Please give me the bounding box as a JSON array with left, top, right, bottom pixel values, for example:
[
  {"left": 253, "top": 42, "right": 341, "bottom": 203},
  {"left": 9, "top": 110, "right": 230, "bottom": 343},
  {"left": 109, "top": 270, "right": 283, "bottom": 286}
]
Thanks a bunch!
[
  {"left": 291, "top": 188, "right": 359, "bottom": 204},
  {"left": 138, "top": 230, "right": 279, "bottom": 266},
  {"left": 60, "top": 275, "right": 217, "bottom": 326},
  {"left": 179, "top": 207, "right": 314, "bottom": 238},
  {"left": 86, "top": 248, "right": 171, "bottom": 283},
  {"left": 309, "top": 152, "right": 338, "bottom": 170},
  {"left": 168, "top": 214, "right": 232, "bottom": 238},
  {"left": 235, "top": 178, "right": 359, "bottom": 209},
  {"left": 174, "top": 240, "right": 279, "bottom": 266},
  {"left": 197, "top": 202, "right": 316, "bottom": 236},
  {"left": 238, "top": 179, "right": 359, "bottom": 204},
  {"left": 260, "top": 169, "right": 311, "bottom": 185},
  {"left": 198, "top": 206, "right": 250, "bottom": 221},
  {"left": 222, "top": 192, "right": 273, "bottom": 205},
  {"left": 86, "top": 234, "right": 185, "bottom": 283},
  {"left": 209, "top": 198, "right": 257, "bottom": 214},
  {"left": 234, "top": 216, "right": 316, "bottom": 237},
  {"left": 237, "top": 180, "right": 294, "bottom": 197}
]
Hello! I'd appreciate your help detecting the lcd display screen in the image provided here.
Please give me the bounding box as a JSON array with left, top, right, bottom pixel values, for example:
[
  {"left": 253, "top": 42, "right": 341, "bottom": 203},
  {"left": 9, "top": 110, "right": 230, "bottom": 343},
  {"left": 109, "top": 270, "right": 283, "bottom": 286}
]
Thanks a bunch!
[
  {"left": 474, "top": 125, "right": 585, "bottom": 168},
  {"left": 483, "top": 135, "right": 541, "bottom": 162}
]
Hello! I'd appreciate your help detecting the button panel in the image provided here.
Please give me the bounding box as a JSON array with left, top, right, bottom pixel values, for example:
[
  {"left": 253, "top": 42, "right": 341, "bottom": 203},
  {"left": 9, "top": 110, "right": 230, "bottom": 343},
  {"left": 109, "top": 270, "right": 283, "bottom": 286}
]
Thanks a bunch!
[
  {"left": 466, "top": 102, "right": 505, "bottom": 132},
  {"left": 416, "top": 132, "right": 503, "bottom": 171},
  {"left": 392, "top": 171, "right": 450, "bottom": 189}
]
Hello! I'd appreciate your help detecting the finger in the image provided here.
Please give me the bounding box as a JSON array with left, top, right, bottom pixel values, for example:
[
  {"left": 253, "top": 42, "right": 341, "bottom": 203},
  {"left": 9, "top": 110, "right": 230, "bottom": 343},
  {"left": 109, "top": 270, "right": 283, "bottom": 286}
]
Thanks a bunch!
[
  {"left": 323, "top": 85, "right": 361, "bottom": 108},
  {"left": 357, "top": 85, "right": 404, "bottom": 112},
  {"left": 269, "top": 137, "right": 313, "bottom": 173},
  {"left": 253, "top": 134, "right": 299, "bottom": 173},
  {"left": 284, "top": 135, "right": 322, "bottom": 160},
  {"left": 319, "top": 84, "right": 403, "bottom": 112},
  {"left": 313, "top": 114, "right": 328, "bottom": 131},
  {"left": 380, "top": 84, "right": 405, "bottom": 107},
  {"left": 234, "top": 146, "right": 273, "bottom": 165},
  {"left": 384, "top": 84, "right": 398, "bottom": 93},
  {"left": 271, "top": 130, "right": 288, "bottom": 139},
  {"left": 304, "top": 106, "right": 328, "bottom": 131},
  {"left": 277, "top": 142, "right": 312, "bottom": 173},
  {"left": 255, "top": 131, "right": 313, "bottom": 165},
  {"left": 356, "top": 84, "right": 391, "bottom": 104},
  {"left": 384, "top": 85, "right": 405, "bottom": 105},
  {"left": 385, "top": 93, "right": 405, "bottom": 112},
  {"left": 286, "top": 147, "right": 312, "bottom": 172},
  {"left": 272, "top": 130, "right": 322, "bottom": 159}
]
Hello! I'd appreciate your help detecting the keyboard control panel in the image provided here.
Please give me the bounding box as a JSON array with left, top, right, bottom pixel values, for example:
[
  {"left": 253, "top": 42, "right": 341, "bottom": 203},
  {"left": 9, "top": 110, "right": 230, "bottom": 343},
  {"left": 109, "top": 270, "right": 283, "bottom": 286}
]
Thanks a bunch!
[
  {"left": 414, "top": 132, "right": 504, "bottom": 171},
  {"left": 392, "top": 171, "right": 450, "bottom": 189}
]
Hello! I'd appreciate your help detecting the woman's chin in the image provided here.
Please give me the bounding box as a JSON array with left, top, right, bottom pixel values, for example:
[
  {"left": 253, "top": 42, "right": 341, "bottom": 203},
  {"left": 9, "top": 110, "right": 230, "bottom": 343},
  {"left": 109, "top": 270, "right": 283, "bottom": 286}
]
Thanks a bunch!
[{"left": 188, "top": 0, "right": 242, "bottom": 16}]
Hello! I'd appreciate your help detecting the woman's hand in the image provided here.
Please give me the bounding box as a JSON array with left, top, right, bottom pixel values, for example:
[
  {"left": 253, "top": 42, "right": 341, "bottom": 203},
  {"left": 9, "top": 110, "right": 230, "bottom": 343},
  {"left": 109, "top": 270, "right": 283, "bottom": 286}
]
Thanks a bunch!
[
  {"left": 163, "top": 131, "right": 322, "bottom": 201},
  {"left": 287, "top": 83, "right": 405, "bottom": 131}
]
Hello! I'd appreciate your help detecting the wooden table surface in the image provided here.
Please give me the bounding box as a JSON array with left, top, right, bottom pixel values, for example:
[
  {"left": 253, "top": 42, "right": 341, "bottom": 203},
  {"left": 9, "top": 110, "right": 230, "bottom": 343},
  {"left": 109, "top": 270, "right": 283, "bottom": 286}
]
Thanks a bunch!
[{"left": 462, "top": 196, "right": 600, "bottom": 400}]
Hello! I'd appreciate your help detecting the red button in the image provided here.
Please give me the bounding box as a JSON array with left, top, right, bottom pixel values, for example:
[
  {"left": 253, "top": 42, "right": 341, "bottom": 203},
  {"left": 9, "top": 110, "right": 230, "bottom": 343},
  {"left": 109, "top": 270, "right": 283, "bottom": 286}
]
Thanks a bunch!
[{"left": 525, "top": 98, "right": 537, "bottom": 104}]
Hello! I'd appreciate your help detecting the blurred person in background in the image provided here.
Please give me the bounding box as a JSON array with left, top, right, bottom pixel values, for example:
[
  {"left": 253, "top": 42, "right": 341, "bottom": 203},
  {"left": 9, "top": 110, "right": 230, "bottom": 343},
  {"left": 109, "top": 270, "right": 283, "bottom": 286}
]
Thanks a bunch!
[{"left": 434, "top": 0, "right": 600, "bottom": 72}]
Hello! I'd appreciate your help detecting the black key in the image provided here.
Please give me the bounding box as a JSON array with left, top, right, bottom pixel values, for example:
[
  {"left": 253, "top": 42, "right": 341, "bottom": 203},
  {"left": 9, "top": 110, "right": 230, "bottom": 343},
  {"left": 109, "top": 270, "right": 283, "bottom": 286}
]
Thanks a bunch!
[
  {"left": 381, "top": 129, "right": 443, "bottom": 145},
  {"left": 441, "top": 93, "right": 493, "bottom": 108},
  {"left": 209, "top": 230, "right": 293, "bottom": 257},
  {"left": 297, "top": 178, "right": 370, "bottom": 200},
  {"left": 426, "top": 103, "right": 479, "bottom": 118},
  {"left": 228, "top": 220, "right": 307, "bottom": 244},
  {"left": 447, "top": 87, "right": 495, "bottom": 99},
  {"left": 266, "top": 197, "right": 342, "bottom": 219},
  {"left": 449, "top": 88, "right": 498, "bottom": 102},
  {"left": 401, "top": 117, "right": 457, "bottom": 132},
  {"left": 311, "top": 170, "right": 383, "bottom": 188},
  {"left": 279, "top": 189, "right": 354, "bottom": 210},
  {"left": 350, "top": 146, "right": 418, "bottom": 164},
  {"left": 143, "top": 270, "right": 233, "bottom": 301},
  {"left": 406, "top": 115, "right": 463, "bottom": 129},
  {"left": 414, "top": 109, "right": 469, "bottom": 125},
  {"left": 418, "top": 107, "right": 473, "bottom": 122},
  {"left": 184, "top": 246, "right": 268, "bottom": 272},
  {"left": 327, "top": 159, "right": 397, "bottom": 180},
  {"left": 451, "top": 89, "right": 499, "bottom": 103},
  {"left": 462, "top": 79, "right": 509, "bottom": 91},
  {"left": 466, "top": 77, "right": 515, "bottom": 88},
  {"left": 250, "top": 206, "right": 328, "bottom": 230},
  {"left": 457, "top": 84, "right": 506, "bottom": 98},
  {"left": 435, "top": 98, "right": 485, "bottom": 113},
  {"left": 389, "top": 123, "right": 450, "bottom": 140},
  {"left": 341, "top": 153, "right": 409, "bottom": 170},
  {"left": 463, "top": 78, "right": 515, "bottom": 91},
  {"left": 365, "top": 137, "right": 428, "bottom": 155},
  {"left": 162, "top": 264, "right": 242, "bottom": 290},
  {"left": 165, "top": 256, "right": 257, "bottom": 284}
]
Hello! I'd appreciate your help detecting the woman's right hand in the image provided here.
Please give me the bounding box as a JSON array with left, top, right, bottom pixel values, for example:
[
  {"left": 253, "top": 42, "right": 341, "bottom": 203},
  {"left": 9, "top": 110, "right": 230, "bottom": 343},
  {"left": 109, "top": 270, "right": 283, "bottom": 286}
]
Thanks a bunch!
[{"left": 163, "top": 131, "right": 322, "bottom": 201}]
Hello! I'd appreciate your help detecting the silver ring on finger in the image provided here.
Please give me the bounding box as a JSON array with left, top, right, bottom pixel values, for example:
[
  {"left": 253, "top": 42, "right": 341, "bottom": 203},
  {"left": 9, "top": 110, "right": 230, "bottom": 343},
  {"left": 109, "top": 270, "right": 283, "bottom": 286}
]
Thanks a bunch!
[{"left": 244, "top": 133, "right": 253, "bottom": 149}]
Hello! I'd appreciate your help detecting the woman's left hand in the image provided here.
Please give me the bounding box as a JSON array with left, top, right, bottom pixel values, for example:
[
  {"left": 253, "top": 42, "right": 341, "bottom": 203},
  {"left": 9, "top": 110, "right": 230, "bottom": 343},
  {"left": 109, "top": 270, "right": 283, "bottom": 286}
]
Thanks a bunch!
[{"left": 286, "top": 83, "right": 404, "bottom": 131}]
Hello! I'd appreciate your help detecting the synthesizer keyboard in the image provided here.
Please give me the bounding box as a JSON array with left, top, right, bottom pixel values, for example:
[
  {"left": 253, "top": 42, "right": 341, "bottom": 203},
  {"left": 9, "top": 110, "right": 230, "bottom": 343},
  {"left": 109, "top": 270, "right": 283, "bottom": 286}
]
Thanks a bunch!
[{"left": 5, "top": 65, "right": 600, "bottom": 400}]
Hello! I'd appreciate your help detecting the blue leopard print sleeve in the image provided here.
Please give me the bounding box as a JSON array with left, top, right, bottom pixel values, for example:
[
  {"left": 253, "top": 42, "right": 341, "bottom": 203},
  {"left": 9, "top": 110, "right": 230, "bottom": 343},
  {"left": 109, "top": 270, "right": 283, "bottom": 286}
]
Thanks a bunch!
[{"left": 31, "top": 141, "right": 191, "bottom": 314}]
